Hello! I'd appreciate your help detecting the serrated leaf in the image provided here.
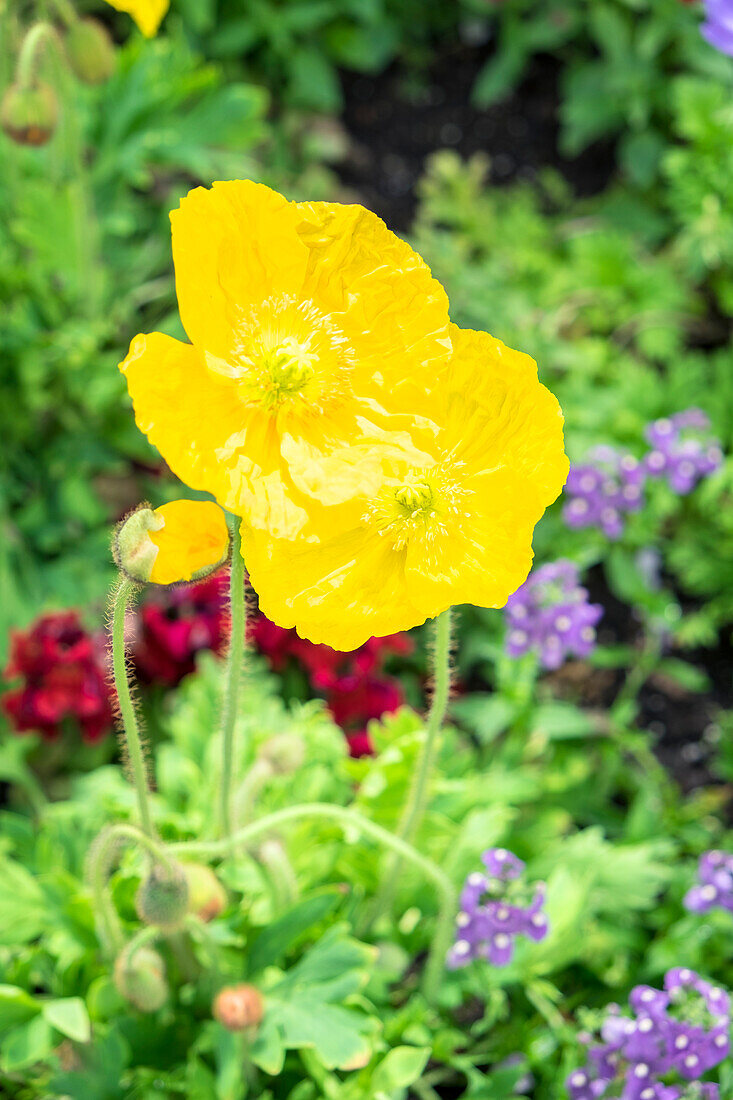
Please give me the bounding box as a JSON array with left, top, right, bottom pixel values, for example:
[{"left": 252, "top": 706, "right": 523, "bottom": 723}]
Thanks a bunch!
[{"left": 246, "top": 888, "right": 342, "bottom": 976}]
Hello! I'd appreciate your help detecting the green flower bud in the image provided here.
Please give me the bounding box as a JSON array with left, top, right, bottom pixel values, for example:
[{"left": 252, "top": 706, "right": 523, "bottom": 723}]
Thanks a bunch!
[
  {"left": 65, "top": 18, "right": 116, "bottom": 85},
  {"left": 135, "top": 864, "right": 189, "bottom": 931},
  {"left": 213, "top": 985, "right": 264, "bottom": 1032},
  {"left": 1, "top": 82, "right": 58, "bottom": 146},
  {"left": 182, "top": 863, "right": 227, "bottom": 923},
  {"left": 114, "top": 945, "right": 168, "bottom": 1012},
  {"left": 113, "top": 506, "right": 163, "bottom": 584}
]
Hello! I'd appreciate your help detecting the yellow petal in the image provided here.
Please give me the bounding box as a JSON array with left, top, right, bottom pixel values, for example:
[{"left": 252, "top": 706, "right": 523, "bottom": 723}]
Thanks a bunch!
[
  {"left": 295, "top": 201, "right": 452, "bottom": 402},
  {"left": 149, "top": 500, "right": 229, "bottom": 584},
  {"left": 170, "top": 181, "right": 309, "bottom": 360},
  {"left": 120, "top": 332, "right": 310, "bottom": 538},
  {"left": 104, "top": 0, "right": 169, "bottom": 36}
]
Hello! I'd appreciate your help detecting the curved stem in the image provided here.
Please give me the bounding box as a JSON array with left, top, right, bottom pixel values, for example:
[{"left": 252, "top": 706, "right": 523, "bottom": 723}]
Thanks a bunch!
[
  {"left": 169, "top": 802, "right": 456, "bottom": 1000},
  {"left": 16, "top": 22, "right": 58, "bottom": 87},
  {"left": 112, "top": 579, "right": 156, "bottom": 839},
  {"left": 86, "top": 823, "right": 176, "bottom": 957},
  {"left": 218, "top": 520, "right": 247, "bottom": 840},
  {"left": 366, "top": 610, "right": 452, "bottom": 929}
]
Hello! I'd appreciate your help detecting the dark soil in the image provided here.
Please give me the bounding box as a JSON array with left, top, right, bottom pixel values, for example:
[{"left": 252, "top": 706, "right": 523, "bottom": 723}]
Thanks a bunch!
[
  {"left": 583, "top": 566, "right": 732, "bottom": 795},
  {"left": 339, "top": 44, "right": 616, "bottom": 231}
]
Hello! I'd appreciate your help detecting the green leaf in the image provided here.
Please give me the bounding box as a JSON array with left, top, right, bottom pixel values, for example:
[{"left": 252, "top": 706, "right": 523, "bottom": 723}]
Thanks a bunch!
[
  {"left": 0, "top": 986, "right": 41, "bottom": 1037},
  {"left": 43, "top": 997, "right": 91, "bottom": 1043},
  {"left": 0, "top": 859, "right": 46, "bottom": 944},
  {"left": 451, "top": 695, "right": 516, "bottom": 744},
  {"left": 370, "top": 1046, "right": 431, "bottom": 1093},
  {"left": 655, "top": 658, "right": 711, "bottom": 694},
  {"left": 531, "top": 703, "right": 597, "bottom": 740},
  {"left": 246, "top": 888, "right": 342, "bottom": 976},
  {"left": 1, "top": 1015, "right": 55, "bottom": 1073},
  {"left": 288, "top": 48, "right": 342, "bottom": 112}
]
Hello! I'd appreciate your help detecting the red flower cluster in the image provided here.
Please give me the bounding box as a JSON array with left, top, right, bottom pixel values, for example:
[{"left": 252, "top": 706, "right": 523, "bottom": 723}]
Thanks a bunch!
[
  {"left": 2, "top": 612, "right": 114, "bottom": 742},
  {"left": 250, "top": 617, "right": 413, "bottom": 756},
  {"left": 132, "top": 572, "right": 229, "bottom": 686}
]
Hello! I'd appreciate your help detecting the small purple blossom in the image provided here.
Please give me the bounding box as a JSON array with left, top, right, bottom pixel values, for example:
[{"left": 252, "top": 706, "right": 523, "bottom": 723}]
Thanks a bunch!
[
  {"left": 684, "top": 851, "right": 733, "bottom": 916},
  {"left": 563, "top": 445, "right": 645, "bottom": 539},
  {"left": 700, "top": 0, "right": 733, "bottom": 57},
  {"left": 505, "top": 560, "right": 603, "bottom": 670},
  {"left": 565, "top": 967, "right": 729, "bottom": 1100},
  {"left": 447, "top": 847, "right": 549, "bottom": 970},
  {"left": 643, "top": 410, "right": 723, "bottom": 495}
]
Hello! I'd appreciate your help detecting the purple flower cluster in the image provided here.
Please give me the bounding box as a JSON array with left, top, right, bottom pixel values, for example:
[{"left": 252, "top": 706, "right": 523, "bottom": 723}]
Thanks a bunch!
[
  {"left": 564, "top": 446, "right": 645, "bottom": 539},
  {"left": 684, "top": 851, "right": 733, "bottom": 916},
  {"left": 563, "top": 409, "right": 723, "bottom": 540},
  {"left": 446, "top": 847, "right": 549, "bottom": 970},
  {"left": 700, "top": 0, "right": 733, "bottom": 57},
  {"left": 644, "top": 411, "right": 723, "bottom": 496},
  {"left": 566, "top": 968, "right": 730, "bottom": 1100},
  {"left": 505, "top": 560, "right": 603, "bottom": 670}
]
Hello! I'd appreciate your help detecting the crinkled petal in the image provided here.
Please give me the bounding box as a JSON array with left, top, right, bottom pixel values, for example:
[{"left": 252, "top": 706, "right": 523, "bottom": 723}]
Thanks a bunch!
[
  {"left": 149, "top": 500, "right": 229, "bottom": 585},
  {"left": 242, "top": 519, "right": 429, "bottom": 651},
  {"left": 171, "top": 181, "right": 309, "bottom": 359},
  {"left": 295, "top": 201, "right": 452, "bottom": 399},
  {"left": 120, "top": 332, "right": 309, "bottom": 538}
]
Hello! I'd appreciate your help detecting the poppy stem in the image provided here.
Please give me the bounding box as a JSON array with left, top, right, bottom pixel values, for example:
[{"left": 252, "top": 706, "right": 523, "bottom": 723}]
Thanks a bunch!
[
  {"left": 218, "top": 519, "right": 247, "bottom": 842},
  {"left": 365, "top": 608, "right": 453, "bottom": 930},
  {"left": 112, "top": 579, "right": 156, "bottom": 841},
  {"left": 168, "top": 802, "right": 456, "bottom": 1002}
]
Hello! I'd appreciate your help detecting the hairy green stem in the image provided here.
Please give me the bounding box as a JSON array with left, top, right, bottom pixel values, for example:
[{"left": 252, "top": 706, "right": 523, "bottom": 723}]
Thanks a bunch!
[
  {"left": 366, "top": 609, "right": 452, "bottom": 929},
  {"left": 169, "top": 802, "right": 456, "bottom": 1000},
  {"left": 112, "top": 580, "right": 156, "bottom": 839},
  {"left": 259, "top": 837, "right": 298, "bottom": 908},
  {"left": 48, "top": 0, "right": 78, "bottom": 27},
  {"left": 218, "top": 520, "right": 247, "bottom": 841}
]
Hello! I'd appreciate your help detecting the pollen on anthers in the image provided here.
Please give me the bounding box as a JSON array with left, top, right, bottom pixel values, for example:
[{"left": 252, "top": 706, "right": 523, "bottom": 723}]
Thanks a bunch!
[
  {"left": 226, "top": 295, "right": 355, "bottom": 413},
  {"left": 363, "top": 463, "right": 472, "bottom": 551}
]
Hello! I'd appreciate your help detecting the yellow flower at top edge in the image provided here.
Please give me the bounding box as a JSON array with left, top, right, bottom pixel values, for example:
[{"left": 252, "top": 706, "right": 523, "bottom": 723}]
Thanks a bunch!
[
  {"left": 116, "top": 500, "right": 229, "bottom": 585},
  {"left": 242, "top": 326, "right": 569, "bottom": 651},
  {"left": 104, "top": 0, "right": 169, "bottom": 37},
  {"left": 120, "top": 181, "right": 451, "bottom": 538}
]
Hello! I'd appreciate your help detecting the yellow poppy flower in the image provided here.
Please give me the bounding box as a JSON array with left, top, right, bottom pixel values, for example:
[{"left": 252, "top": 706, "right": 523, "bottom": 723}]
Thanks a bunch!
[
  {"left": 104, "top": 0, "right": 169, "bottom": 37},
  {"left": 242, "top": 326, "right": 569, "bottom": 651},
  {"left": 120, "top": 181, "right": 451, "bottom": 538},
  {"left": 115, "top": 500, "right": 229, "bottom": 585}
]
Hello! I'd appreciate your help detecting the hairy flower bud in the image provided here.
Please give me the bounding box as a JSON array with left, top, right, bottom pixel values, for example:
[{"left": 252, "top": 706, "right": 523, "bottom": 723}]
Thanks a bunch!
[
  {"left": 213, "top": 985, "right": 264, "bottom": 1032},
  {"left": 65, "top": 18, "right": 116, "bottom": 85},
  {"left": 183, "top": 862, "right": 227, "bottom": 922},
  {"left": 114, "top": 501, "right": 229, "bottom": 586},
  {"left": 1, "top": 82, "right": 58, "bottom": 146},
  {"left": 114, "top": 945, "right": 168, "bottom": 1012},
  {"left": 135, "top": 863, "right": 189, "bottom": 930}
]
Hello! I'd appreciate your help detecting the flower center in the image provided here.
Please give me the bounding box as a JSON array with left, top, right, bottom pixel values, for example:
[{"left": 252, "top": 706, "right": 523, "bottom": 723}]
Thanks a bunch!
[
  {"left": 364, "top": 465, "right": 471, "bottom": 552},
  {"left": 207, "top": 295, "right": 355, "bottom": 414}
]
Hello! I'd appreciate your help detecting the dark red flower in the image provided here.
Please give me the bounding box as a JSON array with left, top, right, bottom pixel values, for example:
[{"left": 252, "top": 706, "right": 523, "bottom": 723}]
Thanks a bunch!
[
  {"left": 345, "top": 730, "right": 374, "bottom": 758},
  {"left": 132, "top": 572, "right": 229, "bottom": 687},
  {"left": 2, "top": 612, "right": 114, "bottom": 742}
]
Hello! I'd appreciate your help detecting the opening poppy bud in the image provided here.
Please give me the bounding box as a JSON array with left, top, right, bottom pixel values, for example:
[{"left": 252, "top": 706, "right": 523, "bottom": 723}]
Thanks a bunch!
[
  {"left": 114, "top": 500, "right": 229, "bottom": 586},
  {"left": 1, "top": 82, "right": 58, "bottom": 146},
  {"left": 65, "top": 18, "right": 116, "bottom": 85},
  {"left": 114, "top": 945, "right": 168, "bottom": 1012},
  {"left": 260, "top": 733, "right": 306, "bottom": 775},
  {"left": 135, "top": 863, "right": 189, "bottom": 930},
  {"left": 213, "top": 985, "right": 264, "bottom": 1032},
  {"left": 182, "top": 862, "right": 227, "bottom": 922}
]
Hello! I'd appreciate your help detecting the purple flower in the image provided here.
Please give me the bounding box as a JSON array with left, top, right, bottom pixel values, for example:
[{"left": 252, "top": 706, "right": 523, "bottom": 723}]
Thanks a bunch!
[
  {"left": 684, "top": 851, "right": 733, "bottom": 916},
  {"left": 447, "top": 847, "right": 549, "bottom": 971},
  {"left": 505, "top": 560, "right": 603, "bottom": 670},
  {"left": 563, "top": 446, "right": 645, "bottom": 539},
  {"left": 700, "top": 0, "right": 733, "bottom": 56},
  {"left": 643, "top": 410, "right": 723, "bottom": 495},
  {"left": 565, "top": 968, "right": 730, "bottom": 1099}
]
